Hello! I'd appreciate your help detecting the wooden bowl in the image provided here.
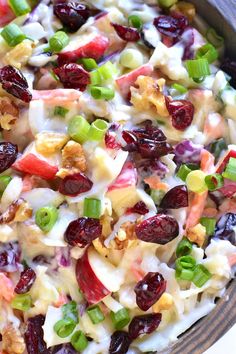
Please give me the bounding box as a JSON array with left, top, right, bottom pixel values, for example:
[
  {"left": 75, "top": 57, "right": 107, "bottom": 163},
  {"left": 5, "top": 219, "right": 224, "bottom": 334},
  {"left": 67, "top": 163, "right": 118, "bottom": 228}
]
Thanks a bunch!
[{"left": 172, "top": 1, "right": 236, "bottom": 353}]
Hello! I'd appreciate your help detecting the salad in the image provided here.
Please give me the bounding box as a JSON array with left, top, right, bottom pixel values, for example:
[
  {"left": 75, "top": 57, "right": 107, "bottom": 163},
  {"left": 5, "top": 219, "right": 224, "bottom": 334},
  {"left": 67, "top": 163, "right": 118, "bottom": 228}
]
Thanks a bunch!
[{"left": 0, "top": 0, "right": 236, "bottom": 353}]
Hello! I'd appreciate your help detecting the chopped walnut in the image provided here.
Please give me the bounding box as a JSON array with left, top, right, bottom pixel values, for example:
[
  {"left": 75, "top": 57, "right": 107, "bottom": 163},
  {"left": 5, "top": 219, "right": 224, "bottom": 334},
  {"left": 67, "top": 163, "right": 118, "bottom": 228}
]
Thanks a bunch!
[
  {"left": 0, "top": 97, "right": 19, "bottom": 130},
  {"left": 171, "top": 1, "right": 196, "bottom": 21},
  {"left": 56, "top": 140, "right": 87, "bottom": 178},
  {"left": 186, "top": 223, "right": 206, "bottom": 247},
  {"left": 0, "top": 199, "right": 32, "bottom": 224},
  {"left": 111, "top": 222, "right": 137, "bottom": 250},
  {"left": 93, "top": 237, "right": 109, "bottom": 257},
  {"left": 131, "top": 76, "right": 169, "bottom": 117},
  {"left": 3, "top": 40, "right": 34, "bottom": 69},
  {"left": 2, "top": 324, "right": 26, "bottom": 354},
  {"left": 152, "top": 293, "right": 173, "bottom": 313},
  {"left": 35, "top": 132, "right": 69, "bottom": 156},
  {"left": 14, "top": 201, "right": 33, "bottom": 222}
]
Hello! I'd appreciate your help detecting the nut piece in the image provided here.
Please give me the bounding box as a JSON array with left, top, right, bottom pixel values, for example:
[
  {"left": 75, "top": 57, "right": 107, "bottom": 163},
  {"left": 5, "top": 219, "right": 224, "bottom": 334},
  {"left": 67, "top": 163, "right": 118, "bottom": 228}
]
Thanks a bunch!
[
  {"left": 171, "top": 1, "right": 196, "bottom": 21},
  {"left": 3, "top": 40, "right": 33, "bottom": 69},
  {"left": 93, "top": 237, "right": 109, "bottom": 257},
  {"left": 0, "top": 97, "right": 19, "bottom": 130},
  {"left": 186, "top": 223, "right": 206, "bottom": 247},
  {"left": 131, "top": 76, "right": 169, "bottom": 117},
  {"left": 14, "top": 201, "right": 33, "bottom": 222},
  {"left": 152, "top": 293, "right": 173, "bottom": 313},
  {"left": 56, "top": 140, "right": 87, "bottom": 178},
  {"left": 35, "top": 132, "right": 69, "bottom": 156},
  {"left": 110, "top": 222, "right": 137, "bottom": 250},
  {"left": 2, "top": 323, "right": 26, "bottom": 354}
]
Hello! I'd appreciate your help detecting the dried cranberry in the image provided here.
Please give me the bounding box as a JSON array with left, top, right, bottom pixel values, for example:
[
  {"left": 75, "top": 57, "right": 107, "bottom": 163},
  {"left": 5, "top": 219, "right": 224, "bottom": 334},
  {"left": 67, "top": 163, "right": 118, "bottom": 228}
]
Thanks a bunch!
[
  {"left": 53, "top": 63, "right": 90, "bottom": 90},
  {"left": 213, "top": 213, "right": 236, "bottom": 245},
  {"left": 127, "top": 201, "right": 149, "bottom": 215},
  {"left": 24, "top": 315, "right": 50, "bottom": 354},
  {"left": 109, "top": 331, "right": 131, "bottom": 354},
  {"left": 135, "top": 214, "right": 179, "bottom": 244},
  {"left": 0, "top": 65, "right": 32, "bottom": 103},
  {"left": 166, "top": 98, "right": 194, "bottom": 131},
  {"left": 160, "top": 185, "right": 188, "bottom": 209},
  {"left": 64, "top": 217, "right": 102, "bottom": 247},
  {"left": 0, "top": 242, "right": 20, "bottom": 272},
  {"left": 128, "top": 313, "right": 162, "bottom": 339},
  {"left": 0, "top": 142, "right": 18, "bottom": 173},
  {"left": 58, "top": 173, "right": 93, "bottom": 196},
  {"left": 111, "top": 23, "right": 140, "bottom": 42},
  {"left": 134, "top": 272, "right": 166, "bottom": 311},
  {"left": 53, "top": 1, "right": 91, "bottom": 32},
  {"left": 220, "top": 59, "right": 236, "bottom": 89},
  {"left": 153, "top": 14, "right": 188, "bottom": 38},
  {"left": 105, "top": 132, "right": 121, "bottom": 150},
  {"left": 14, "top": 267, "right": 36, "bottom": 294},
  {"left": 138, "top": 139, "right": 173, "bottom": 158}
]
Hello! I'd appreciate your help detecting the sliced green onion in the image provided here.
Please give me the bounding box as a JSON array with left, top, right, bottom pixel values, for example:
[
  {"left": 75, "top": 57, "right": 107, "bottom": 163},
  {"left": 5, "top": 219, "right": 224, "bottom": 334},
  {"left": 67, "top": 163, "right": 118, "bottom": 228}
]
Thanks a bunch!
[
  {"left": 90, "top": 70, "right": 102, "bottom": 86},
  {"left": 128, "top": 15, "right": 143, "bottom": 29},
  {"left": 98, "top": 61, "right": 117, "bottom": 80},
  {"left": 8, "top": 0, "right": 31, "bottom": 16},
  {"left": 62, "top": 301, "right": 78, "bottom": 323},
  {"left": 185, "top": 58, "right": 210, "bottom": 79},
  {"left": 54, "top": 318, "right": 76, "bottom": 338},
  {"left": 171, "top": 83, "right": 188, "bottom": 94},
  {"left": 206, "top": 28, "right": 224, "bottom": 48},
  {"left": 196, "top": 43, "right": 218, "bottom": 64},
  {"left": 186, "top": 170, "right": 208, "bottom": 193},
  {"left": 205, "top": 173, "right": 224, "bottom": 191},
  {"left": 176, "top": 237, "right": 193, "bottom": 258},
  {"left": 119, "top": 48, "right": 144, "bottom": 69},
  {"left": 90, "top": 86, "right": 115, "bottom": 100},
  {"left": 158, "top": 0, "right": 177, "bottom": 8},
  {"left": 71, "top": 330, "right": 88, "bottom": 351},
  {"left": 49, "top": 31, "right": 69, "bottom": 52},
  {"left": 175, "top": 255, "right": 196, "bottom": 281},
  {"left": 222, "top": 157, "right": 236, "bottom": 182},
  {"left": 150, "top": 189, "right": 165, "bottom": 206},
  {"left": 68, "top": 115, "right": 90, "bottom": 144},
  {"left": 192, "top": 264, "right": 212, "bottom": 287},
  {"left": 186, "top": 163, "right": 200, "bottom": 170},
  {"left": 81, "top": 58, "right": 98, "bottom": 71},
  {"left": 83, "top": 198, "right": 101, "bottom": 219},
  {"left": 177, "top": 164, "right": 192, "bottom": 181},
  {"left": 35, "top": 206, "right": 58, "bottom": 233},
  {"left": 110, "top": 308, "right": 130, "bottom": 330},
  {"left": 87, "top": 305, "right": 105, "bottom": 324},
  {"left": 200, "top": 217, "right": 216, "bottom": 236},
  {"left": 1, "top": 23, "right": 26, "bottom": 47},
  {"left": 0, "top": 175, "right": 12, "bottom": 195},
  {"left": 88, "top": 119, "right": 108, "bottom": 141},
  {"left": 11, "top": 294, "right": 32, "bottom": 311},
  {"left": 54, "top": 106, "right": 69, "bottom": 118},
  {"left": 209, "top": 138, "right": 227, "bottom": 160}
]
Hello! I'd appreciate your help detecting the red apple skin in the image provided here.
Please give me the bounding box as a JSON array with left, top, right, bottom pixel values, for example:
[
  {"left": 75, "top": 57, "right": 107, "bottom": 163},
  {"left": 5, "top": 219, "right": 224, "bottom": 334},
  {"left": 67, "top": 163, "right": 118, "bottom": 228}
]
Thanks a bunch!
[
  {"left": 108, "top": 161, "right": 137, "bottom": 192},
  {"left": 58, "top": 35, "right": 109, "bottom": 65},
  {"left": 76, "top": 250, "right": 110, "bottom": 304}
]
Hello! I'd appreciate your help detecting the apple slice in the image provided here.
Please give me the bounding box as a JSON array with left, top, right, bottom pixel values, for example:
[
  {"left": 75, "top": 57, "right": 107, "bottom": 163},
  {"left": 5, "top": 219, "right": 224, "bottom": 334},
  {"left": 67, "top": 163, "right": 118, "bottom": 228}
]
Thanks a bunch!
[
  {"left": 76, "top": 248, "right": 124, "bottom": 304},
  {"left": 58, "top": 32, "right": 109, "bottom": 65}
]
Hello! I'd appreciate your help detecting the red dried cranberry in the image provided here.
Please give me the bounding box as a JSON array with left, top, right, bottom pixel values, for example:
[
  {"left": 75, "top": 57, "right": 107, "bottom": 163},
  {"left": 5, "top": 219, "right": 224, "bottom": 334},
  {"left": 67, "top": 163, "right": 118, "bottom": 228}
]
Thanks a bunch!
[
  {"left": 213, "top": 213, "right": 236, "bottom": 245},
  {"left": 0, "top": 142, "right": 18, "bottom": 173},
  {"left": 109, "top": 331, "right": 131, "bottom": 354},
  {"left": 58, "top": 173, "right": 93, "bottom": 196},
  {"left": 0, "top": 65, "right": 32, "bottom": 103},
  {"left": 138, "top": 139, "right": 173, "bottom": 158},
  {"left": 160, "top": 185, "right": 188, "bottom": 209},
  {"left": 135, "top": 214, "right": 179, "bottom": 244},
  {"left": 134, "top": 272, "right": 166, "bottom": 311},
  {"left": 153, "top": 14, "right": 188, "bottom": 38},
  {"left": 24, "top": 315, "right": 50, "bottom": 354},
  {"left": 53, "top": 63, "right": 90, "bottom": 90},
  {"left": 64, "top": 217, "right": 102, "bottom": 247},
  {"left": 166, "top": 98, "right": 194, "bottom": 131},
  {"left": 105, "top": 132, "right": 121, "bottom": 150},
  {"left": 53, "top": 1, "right": 91, "bottom": 32},
  {"left": 111, "top": 23, "right": 140, "bottom": 42},
  {"left": 14, "top": 267, "right": 36, "bottom": 294},
  {"left": 127, "top": 201, "right": 149, "bottom": 215},
  {"left": 128, "top": 313, "right": 162, "bottom": 339}
]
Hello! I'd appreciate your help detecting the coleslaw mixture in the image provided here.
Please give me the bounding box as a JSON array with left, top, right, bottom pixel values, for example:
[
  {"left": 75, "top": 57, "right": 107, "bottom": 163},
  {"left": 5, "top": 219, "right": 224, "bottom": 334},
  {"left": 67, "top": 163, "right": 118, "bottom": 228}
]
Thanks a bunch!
[{"left": 0, "top": 0, "right": 236, "bottom": 353}]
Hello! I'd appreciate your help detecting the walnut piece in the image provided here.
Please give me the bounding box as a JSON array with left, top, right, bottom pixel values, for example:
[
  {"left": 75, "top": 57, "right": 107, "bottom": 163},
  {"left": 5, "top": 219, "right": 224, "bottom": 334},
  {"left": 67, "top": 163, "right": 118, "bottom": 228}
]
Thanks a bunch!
[
  {"left": 0, "top": 97, "right": 19, "bottom": 130},
  {"left": 131, "top": 76, "right": 169, "bottom": 117},
  {"left": 111, "top": 221, "right": 137, "bottom": 250},
  {"left": 186, "top": 223, "right": 206, "bottom": 247},
  {"left": 56, "top": 140, "right": 87, "bottom": 178},
  {"left": 2, "top": 324, "right": 26, "bottom": 354},
  {"left": 35, "top": 132, "right": 69, "bottom": 156}
]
